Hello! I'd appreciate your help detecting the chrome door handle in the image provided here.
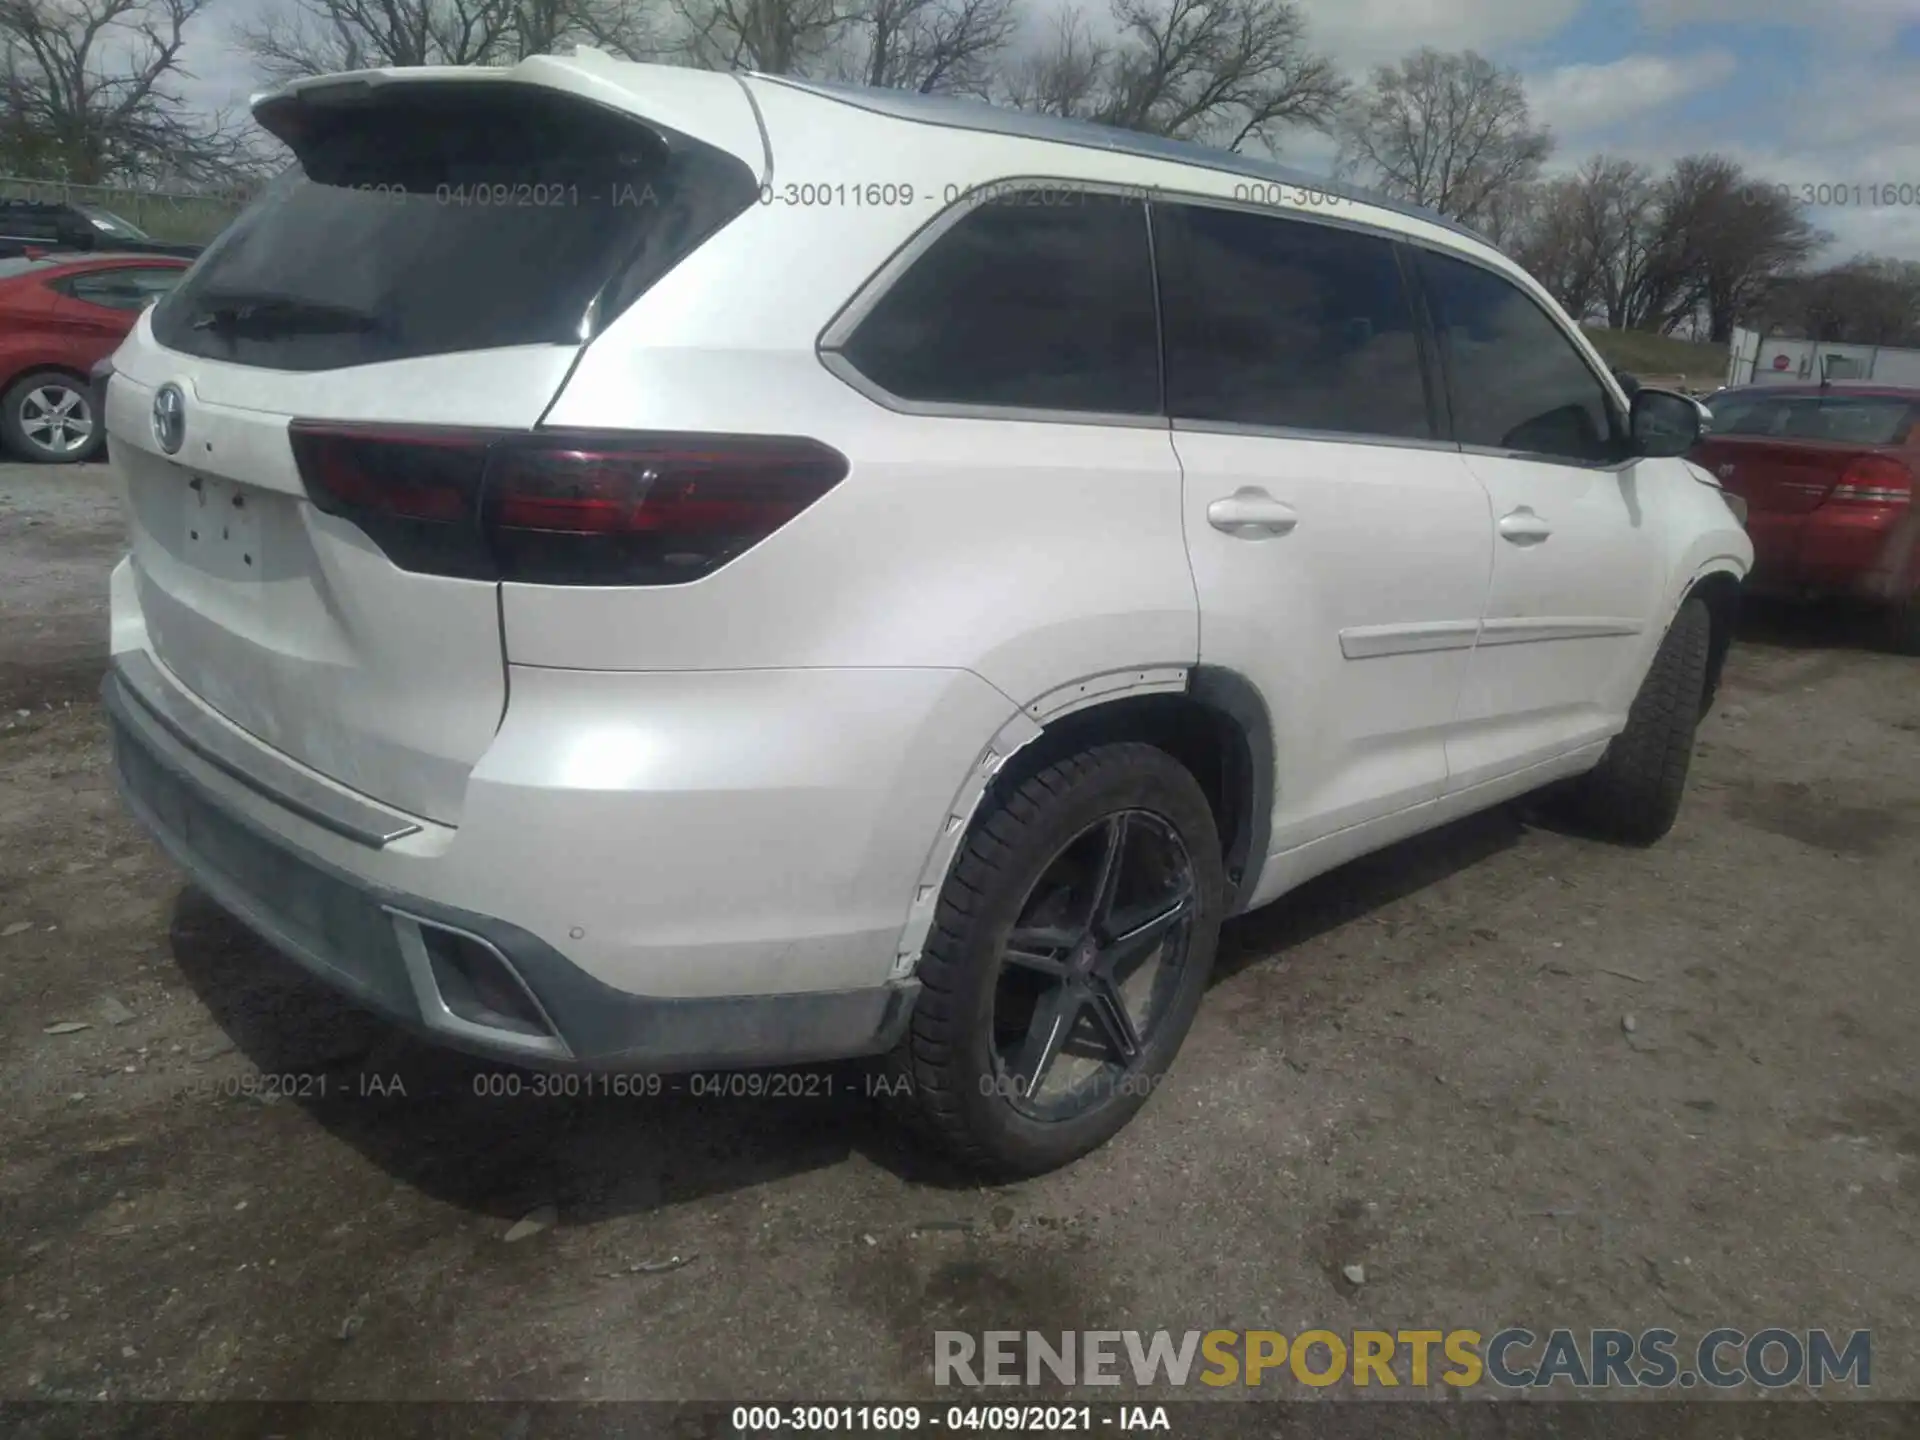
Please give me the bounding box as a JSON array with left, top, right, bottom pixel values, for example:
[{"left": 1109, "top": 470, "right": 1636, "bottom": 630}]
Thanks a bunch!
[
  {"left": 1498, "top": 507, "right": 1553, "bottom": 545},
  {"left": 1207, "top": 488, "right": 1299, "bottom": 538}
]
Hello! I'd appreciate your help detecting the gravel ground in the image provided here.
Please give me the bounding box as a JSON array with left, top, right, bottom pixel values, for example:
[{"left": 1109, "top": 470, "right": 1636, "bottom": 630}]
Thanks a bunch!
[{"left": 1, "top": 461, "right": 1917, "bottom": 1405}]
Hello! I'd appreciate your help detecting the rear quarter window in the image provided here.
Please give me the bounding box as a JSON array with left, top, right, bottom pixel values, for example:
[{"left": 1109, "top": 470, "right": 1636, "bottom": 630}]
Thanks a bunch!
[{"left": 834, "top": 194, "right": 1161, "bottom": 416}]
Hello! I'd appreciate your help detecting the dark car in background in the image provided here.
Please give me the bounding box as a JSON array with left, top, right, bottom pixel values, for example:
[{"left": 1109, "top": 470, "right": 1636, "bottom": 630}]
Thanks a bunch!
[
  {"left": 0, "top": 252, "right": 191, "bottom": 463},
  {"left": 0, "top": 198, "right": 203, "bottom": 262},
  {"left": 1693, "top": 384, "right": 1920, "bottom": 652}
]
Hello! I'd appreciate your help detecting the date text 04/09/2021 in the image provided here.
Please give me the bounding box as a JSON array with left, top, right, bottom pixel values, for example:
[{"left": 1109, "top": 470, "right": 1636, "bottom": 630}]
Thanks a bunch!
[
  {"left": 465, "top": 1069, "right": 887, "bottom": 1100},
  {"left": 731, "top": 1405, "right": 1172, "bottom": 1432}
]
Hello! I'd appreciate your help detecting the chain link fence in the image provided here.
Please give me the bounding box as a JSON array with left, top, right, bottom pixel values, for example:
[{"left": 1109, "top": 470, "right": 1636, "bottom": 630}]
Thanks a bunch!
[{"left": 0, "top": 176, "right": 253, "bottom": 245}]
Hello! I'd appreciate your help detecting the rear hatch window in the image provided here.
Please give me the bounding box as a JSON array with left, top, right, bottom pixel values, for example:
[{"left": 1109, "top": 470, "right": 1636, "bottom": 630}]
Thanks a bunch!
[{"left": 151, "top": 82, "right": 757, "bottom": 371}]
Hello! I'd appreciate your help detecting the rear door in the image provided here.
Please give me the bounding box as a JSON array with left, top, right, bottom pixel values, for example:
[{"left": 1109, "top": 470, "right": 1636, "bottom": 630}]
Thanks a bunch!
[
  {"left": 1158, "top": 200, "right": 1493, "bottom": 856},
  {"left": 108, "top": 70, "right": 764, "bottom": 824}
]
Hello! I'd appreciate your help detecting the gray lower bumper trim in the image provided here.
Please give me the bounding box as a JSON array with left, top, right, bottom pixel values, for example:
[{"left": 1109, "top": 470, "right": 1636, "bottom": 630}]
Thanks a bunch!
[
  {"left": 103, "top": 665, "right": 920, "bottom": 1070},
  {"left": 112, "top": 651, "right": 420, "bottom": 847}
]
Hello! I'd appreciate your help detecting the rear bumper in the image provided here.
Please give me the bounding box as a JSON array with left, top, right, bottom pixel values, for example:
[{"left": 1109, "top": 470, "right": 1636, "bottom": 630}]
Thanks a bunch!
[
  {"left": 104, "top": 659, "right": 922, "bottom": 1069},
  {"left": 1743, "top": 507, "right": 1917, "bottom": 602}
]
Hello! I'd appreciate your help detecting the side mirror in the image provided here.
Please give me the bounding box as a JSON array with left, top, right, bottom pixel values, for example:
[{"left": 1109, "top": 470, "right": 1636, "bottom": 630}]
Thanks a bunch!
[
  {"left": 1630, "top": 387, "right": 1709, "bottom": 457},
  {"left": 1613, "top": 368, "right": 1642, "bottom": 396}
]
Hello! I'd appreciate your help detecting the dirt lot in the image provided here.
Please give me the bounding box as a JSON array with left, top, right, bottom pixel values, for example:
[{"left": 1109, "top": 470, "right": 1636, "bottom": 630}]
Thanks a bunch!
[{"left": 2, "top": 461, "right": 1918, "bottom": 1405}]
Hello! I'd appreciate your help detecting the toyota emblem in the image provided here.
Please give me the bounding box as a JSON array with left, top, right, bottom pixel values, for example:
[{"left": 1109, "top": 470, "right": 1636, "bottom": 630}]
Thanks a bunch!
[
  {"left": 1717, "top": 463, "right": 1735, "bottom": 480},
  {"left": 152, "top": 383, "right": 185, "bottom": 455}
]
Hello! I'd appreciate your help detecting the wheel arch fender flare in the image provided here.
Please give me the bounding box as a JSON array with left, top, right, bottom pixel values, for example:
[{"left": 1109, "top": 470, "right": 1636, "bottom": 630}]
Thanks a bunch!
[
  {"left": 888, "top": 664, "right": 1276, "bottom": 981},
  {"left": 2, "top": 363, "right": 95, "bottom": 408},
  {"left": 1185, "top": 664, "right": 1275, "bottom": 914}
]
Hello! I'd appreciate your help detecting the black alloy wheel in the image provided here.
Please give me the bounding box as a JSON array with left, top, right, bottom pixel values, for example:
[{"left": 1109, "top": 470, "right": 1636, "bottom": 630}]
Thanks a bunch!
[{"left": 990, "top": 809, "right": 1197, "bottom": 1121}]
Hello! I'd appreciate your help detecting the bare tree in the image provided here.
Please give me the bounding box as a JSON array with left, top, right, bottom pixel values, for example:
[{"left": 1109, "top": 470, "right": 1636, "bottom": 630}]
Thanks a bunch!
[
  {"left": 846, "top": 0, "right": 1014, "bottom": 94},
  {"left": 1473, "top": 172, "right": 1536, "bottom": 250},
  {"left": 236, "top": 0, "right": 518, "bottom": 79},
  {"left": 2, "top": 0, "right": 256, "bottom": 182},
  {"left": 1652, "top": 154, "right": 1824, "bottom": 343},
  {"left": 235, "top": 0, "right": 661, "bottom": 79},
  {"left": 1503, "top": 153, "right": 1830, "bottom": 343},
  {"left": 1103, "top": 0, "right": 1343, "bottom": 150},
  {"left": 1335, "top": 48, "right": 1550, "bottom": 228},
  {"left": 1510, "top": 155, "right": 1663, "bottom": 328},
  {"left": 1753, "top": 255, "right": 1920, "bottom": 347},
  {"left": 1000, "top": 0, "right": 1344, "bottom": 152},
  {"left": 671, "top": 0, "right": 847, "bottom": 73},
  {"left": 1506, "top": 177, "right": 1604, "bottom": 318},
  {"left": 669, "top": 0, "right": 1014, "bottom": 92},
  {"left": 1576, "top": 157, "right": 1663, "bottom": 330},
  {"left": 554, "top": 0, "right": 662, "bottom": 58},
  {"left": 1000, "top": 6, "right": 1105, "bottom": 116}
]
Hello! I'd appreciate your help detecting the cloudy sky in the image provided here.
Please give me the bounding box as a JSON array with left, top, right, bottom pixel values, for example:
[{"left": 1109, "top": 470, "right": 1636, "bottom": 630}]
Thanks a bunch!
[{"left": 168, "top": 0, "right": 1920, "bottom": 260}]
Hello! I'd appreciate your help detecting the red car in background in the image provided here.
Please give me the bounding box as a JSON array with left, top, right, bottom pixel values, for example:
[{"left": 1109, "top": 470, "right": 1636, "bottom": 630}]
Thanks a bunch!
[
  {"left": 1693, "top": 384, "right": 1920, "bottom": 652},
  {"left": 0, "top": 251, "right": 190, "bottom": 464}
]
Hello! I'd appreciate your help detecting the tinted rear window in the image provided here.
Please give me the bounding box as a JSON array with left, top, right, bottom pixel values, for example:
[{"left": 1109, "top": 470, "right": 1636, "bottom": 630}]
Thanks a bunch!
[
  {"left": 1708, "top": 393, "right": 1912, "bottom": 444},
  {"left": 837, "top": 195, "right": 1160, "bottom": 415},
  {"left": 1155, "top": 203, "right": 1433, "bottom": 440},
  {"left": 151, "top": 84, "right": 756, "bottom": 371}
]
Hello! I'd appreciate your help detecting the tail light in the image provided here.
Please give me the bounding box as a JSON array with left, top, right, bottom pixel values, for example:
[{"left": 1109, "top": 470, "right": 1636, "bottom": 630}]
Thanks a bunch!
[
  {"left": 1830, "top": 455, "right": 1913, "bottom": 507},
  {"left": 289, "top": 423, "right": 847, "bottom": 584}
]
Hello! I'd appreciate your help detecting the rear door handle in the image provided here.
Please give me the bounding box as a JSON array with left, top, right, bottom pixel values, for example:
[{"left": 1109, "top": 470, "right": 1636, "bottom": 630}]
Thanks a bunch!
[
  {"left": 1497, "top": 507, "right": 1553, "bottom": 545},
  {"left": 1207, "top": 488, "right": 1298, "bottom": 538}
]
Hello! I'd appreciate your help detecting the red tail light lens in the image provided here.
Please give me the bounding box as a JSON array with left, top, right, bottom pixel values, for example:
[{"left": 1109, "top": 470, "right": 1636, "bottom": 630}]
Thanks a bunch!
[
  {"left": 1831, "top": 455, "right": 1913, "bottom": 506},
  {"left": 290, "top": 423, "right": 495, "bottom": 578},
  {"left": 486, "top": 437, "right": 846, "bottom": 585},
  {"left": 288, "top": 423, "right": 846, "bottom": 584}
]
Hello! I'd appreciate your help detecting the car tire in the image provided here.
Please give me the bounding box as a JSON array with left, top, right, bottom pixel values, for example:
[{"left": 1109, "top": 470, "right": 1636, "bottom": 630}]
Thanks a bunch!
[
  {"left": 1, "top": 370, "right": 101, "bottom": 464},
  {"left": 889, "top": 742, "right": 1226, "bottom": 1177},
  {"left": 1560, "top": 597, "right": 1712, "bottom": 845}
]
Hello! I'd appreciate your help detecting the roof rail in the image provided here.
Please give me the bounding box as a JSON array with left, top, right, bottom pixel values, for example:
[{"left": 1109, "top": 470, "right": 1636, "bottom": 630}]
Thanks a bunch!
[{"left": 753, "top": 75, "right": 1490, "bottom": 246}]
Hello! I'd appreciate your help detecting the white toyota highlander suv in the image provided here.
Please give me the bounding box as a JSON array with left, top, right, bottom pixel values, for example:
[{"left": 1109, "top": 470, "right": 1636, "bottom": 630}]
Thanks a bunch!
[{"left": 101, "top": 51, "right": 1752, "bottom": 1175}]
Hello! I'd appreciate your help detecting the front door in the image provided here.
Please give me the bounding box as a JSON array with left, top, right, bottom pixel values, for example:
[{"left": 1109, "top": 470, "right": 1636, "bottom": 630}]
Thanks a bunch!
[{"left": 1412, "top": 248, "right": 1666, "bottom": 789}]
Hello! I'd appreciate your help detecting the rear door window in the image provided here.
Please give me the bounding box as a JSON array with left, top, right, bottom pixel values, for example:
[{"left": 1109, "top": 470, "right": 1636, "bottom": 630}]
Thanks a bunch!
[
  {"left": 836, "top": 194, "right": 1160, "bottom": 415},
  {"left": 1417, "top": 249, "right": 1625, "bottom": 465},
  {"left": 1154, "top": 202, "right": 1435, "bottom": 440},
  {"left": 150, "top": 84, "right": 757, "bottom": 371}
]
